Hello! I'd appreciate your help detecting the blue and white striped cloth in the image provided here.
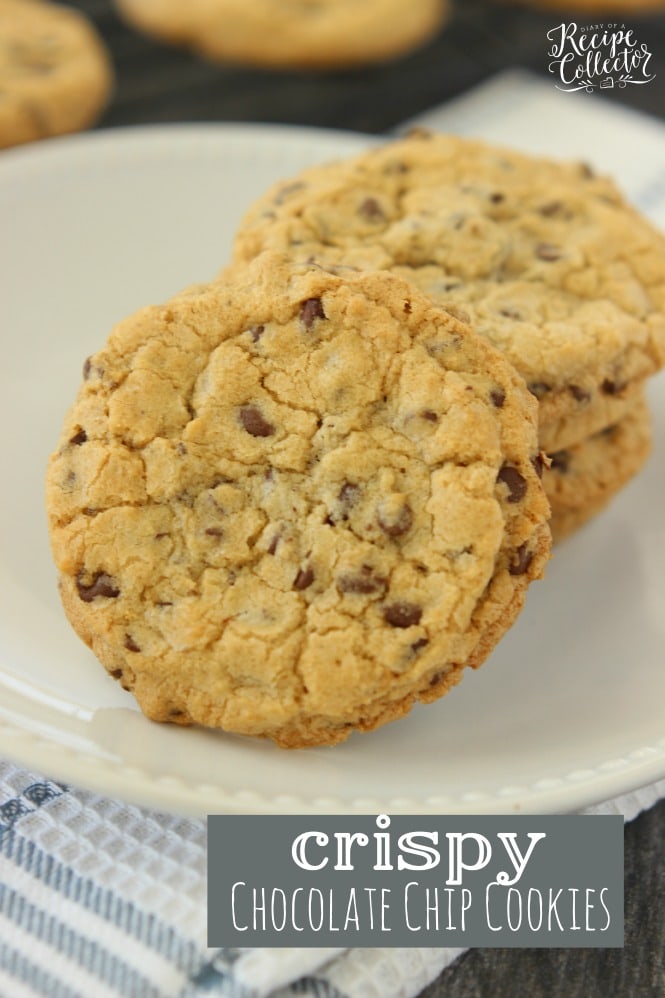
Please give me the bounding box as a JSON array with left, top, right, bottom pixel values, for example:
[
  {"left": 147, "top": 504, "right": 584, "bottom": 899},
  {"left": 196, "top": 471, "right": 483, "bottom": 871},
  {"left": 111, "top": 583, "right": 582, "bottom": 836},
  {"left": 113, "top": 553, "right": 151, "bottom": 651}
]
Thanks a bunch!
[
  {"left": 3, "top": 72, "right": 665, "bottom": 998},
  {"left": 0, "top": 759, "right": 464, "bottom": 997},
  {"left": 1, "top": 759, "right": 664, "bottom": 998}
]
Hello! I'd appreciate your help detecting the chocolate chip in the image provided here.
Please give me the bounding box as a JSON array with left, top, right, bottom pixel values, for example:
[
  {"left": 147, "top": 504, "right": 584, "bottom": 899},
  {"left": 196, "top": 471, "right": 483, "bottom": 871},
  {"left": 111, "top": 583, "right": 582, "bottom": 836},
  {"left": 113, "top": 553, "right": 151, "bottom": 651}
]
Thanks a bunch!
[
  {"left": 249, "top": 324, "right": 265, "bottom": 342},
  {"left": 421, "top": 409, "right": 438, "bottom": 422},
  {"left": 169, "top": 708, "right": 185, "bottom": 718},
  {"left": 274, "top": 181, "right": 306, "bottom": 205},
  {"left": 294, "top": 566, "right": 314, "bottom": 590},
  {"left": 337, "top": 481, "right": 360, "bottom": 519},
  {"left": 76, "top": 572, "right": 120, "bottom": 603},
  {"left": 490, "top": 192, "right": 505, "bottom": 204},
  {"left": 539, "top": 201, "right": 564, "bottom": 217},
  {"left": 339, "top": 482, "right": 359, "bottom": 502},
  {"left": 528, "top": 382, "right": 550, "bottom": 399},
  {"left": 267, "top": 534, "right": 280, "bottom": 555},
  {"left": 239, "top": 405, "right": 275, "bottom": 437},
  {"left": 358, "top": 197, "right": 385, "bottom": 221},
  {"left": 569, "top": 384, "right": 591, "bottom": 403},
  {"left": 338, "top": 566, "right": 386, "bottom": 595},
  {"left": 24, "top": 59, "right": 54, "bottom": 75},
  {"left": 509, "top": 544, "right": 533, "bottom": 576},
  {"left": 383, "top": 602, "right": 422, "bottom": 628},
  {"left": 299, "top": 297, "right": 326, "bottom": 329},
  {"left": 429, "top": 670, "right": 446, "bottom": 688},
  {"left": 497, "top": 465, "right": 527, "bottom": 503},
  {"left": 404, "top": 300, "right": 412, "bottom": 314},
  {"left": 601, "top": 378, "right": 625, "bottom": 396},
  {"left": 490, "top": 388, "right": 506, "bottom": 408},
  {"left": 205, "top": 527, "right": 223, "bottom": 537},
  {"left": 124, "top": 635, "right": 141, "bottom": 653},
  {"left": 499, "top": 307, "right": 522, "bottom": 321},
  {"left": 83, "top": 356, "right": 92, "bottom": 380},
  {"left": 549, "top": 450, "right": 570, "bottom": 473},
  {"left": 177, "top": 442, "right": 187, "bottom": 456},
  {"left": 110, "top": 669, "right": 123, "bottom": 679},
  {"left": 536, "top": 242, "right": 562, "bottom": 262},
  {"left": 383, "top": 160, "right": 409, "bottom": 175},
  {"left": 411, "top": 637, "right": 429, "bottom": 653},
  {"left": 377, "top": 504, "right": 413, "bottom": 538},
  {"left": 69, "top": 428, "right": 87, "bottom": 445},
  {"left": 531, "top": 453, "right": 545, "bottom": 478}
]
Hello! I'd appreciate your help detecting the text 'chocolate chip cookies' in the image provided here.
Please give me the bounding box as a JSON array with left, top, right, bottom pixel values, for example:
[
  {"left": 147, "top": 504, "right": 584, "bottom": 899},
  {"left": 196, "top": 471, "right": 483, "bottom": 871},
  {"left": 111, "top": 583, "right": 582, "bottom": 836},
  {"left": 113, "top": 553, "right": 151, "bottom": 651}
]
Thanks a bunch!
[{"left": 46, "top": 254, "right": 550, "bottom": 748}]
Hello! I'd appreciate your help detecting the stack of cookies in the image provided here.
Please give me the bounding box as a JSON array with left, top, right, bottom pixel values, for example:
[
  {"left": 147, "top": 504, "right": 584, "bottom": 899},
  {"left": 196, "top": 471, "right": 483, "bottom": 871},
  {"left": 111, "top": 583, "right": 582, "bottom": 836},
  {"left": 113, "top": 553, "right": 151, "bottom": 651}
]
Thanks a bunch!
[
  {"left": 233, "top": 132, "right": 665, "bottom": 541},
  {"left": 46, "top": 132, "right": 665, "bottom": 748}
]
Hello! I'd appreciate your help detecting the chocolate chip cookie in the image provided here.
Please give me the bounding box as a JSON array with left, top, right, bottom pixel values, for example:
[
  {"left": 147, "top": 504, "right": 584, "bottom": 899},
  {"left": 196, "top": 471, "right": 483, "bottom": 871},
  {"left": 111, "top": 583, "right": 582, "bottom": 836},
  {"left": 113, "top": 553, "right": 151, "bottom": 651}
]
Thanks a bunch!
[
  {"left": 233, "top": 131, "right": 665, "bottom": 453},
  {"left": 0, "top": 0, "right": 113, "bottom": 149},
  {"left": 113, "top": 0, "right": 449, "bottom": 70},
  {"left": 545, "top": 393, "right": 652, "bottom": 542},
  {"left": 46, "top": 253, "right": 550, "bottom": 748}
]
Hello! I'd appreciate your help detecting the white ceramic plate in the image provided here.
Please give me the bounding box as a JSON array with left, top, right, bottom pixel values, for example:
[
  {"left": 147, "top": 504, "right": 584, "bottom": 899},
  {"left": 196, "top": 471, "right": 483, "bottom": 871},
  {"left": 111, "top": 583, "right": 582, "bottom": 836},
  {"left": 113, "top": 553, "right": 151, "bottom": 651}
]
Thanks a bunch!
[{"left": 1, "top": 124, "right": 664, "bottom": 817}]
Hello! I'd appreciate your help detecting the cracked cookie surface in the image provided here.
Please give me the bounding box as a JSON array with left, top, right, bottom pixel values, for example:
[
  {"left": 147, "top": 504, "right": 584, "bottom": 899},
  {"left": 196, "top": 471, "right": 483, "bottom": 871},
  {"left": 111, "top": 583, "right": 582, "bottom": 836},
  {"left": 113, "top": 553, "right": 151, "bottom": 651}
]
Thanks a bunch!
[
  {"left": 233, "top": 132, "right": 665, "bottom": 452},
  {"left": 46, "top": 253, "right": 550, "bottom": 748},
  {"left": 0, "top": 0, "right": 113, "bottom": 149},
  {"left": 113, "top": 0, "right": 449, "bottom": 69}
]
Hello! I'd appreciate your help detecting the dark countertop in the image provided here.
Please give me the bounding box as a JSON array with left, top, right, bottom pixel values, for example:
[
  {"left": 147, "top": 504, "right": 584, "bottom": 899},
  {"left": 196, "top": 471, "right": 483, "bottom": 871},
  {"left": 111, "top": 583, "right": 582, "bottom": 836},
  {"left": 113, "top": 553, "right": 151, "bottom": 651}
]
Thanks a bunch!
[
  {"left": 81, "top": 0, "right": 665, "bottom": 132},
  {"left": 60, "top": 2, "right": 665, "bottom": 994}
]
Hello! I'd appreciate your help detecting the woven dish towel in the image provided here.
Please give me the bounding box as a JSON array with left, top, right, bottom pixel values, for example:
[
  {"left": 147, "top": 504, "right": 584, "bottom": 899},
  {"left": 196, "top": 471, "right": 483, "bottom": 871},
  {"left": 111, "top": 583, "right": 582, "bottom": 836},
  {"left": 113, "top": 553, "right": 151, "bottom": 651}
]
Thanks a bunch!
[{"left": 0, "top": 758, "right": 663, "bottom": 998}]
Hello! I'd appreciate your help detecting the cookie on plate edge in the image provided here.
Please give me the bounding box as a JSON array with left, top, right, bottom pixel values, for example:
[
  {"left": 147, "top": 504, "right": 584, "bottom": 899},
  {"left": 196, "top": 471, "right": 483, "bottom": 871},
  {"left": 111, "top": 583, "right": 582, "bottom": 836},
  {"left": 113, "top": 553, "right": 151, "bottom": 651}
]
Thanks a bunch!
[{"left": 46, "top": 253, "right": 551, "bottom": 748}]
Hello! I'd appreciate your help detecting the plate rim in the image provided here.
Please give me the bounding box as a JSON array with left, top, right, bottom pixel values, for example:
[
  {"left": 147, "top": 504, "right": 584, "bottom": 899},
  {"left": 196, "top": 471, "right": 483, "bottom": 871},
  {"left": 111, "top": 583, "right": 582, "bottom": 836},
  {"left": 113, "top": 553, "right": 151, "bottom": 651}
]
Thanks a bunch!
[
  {"left": 1, "top": 702, "right": 664, "bottom": 817},
  {"left": 0, "top": 119, "right": 380, "bottom": 169}
]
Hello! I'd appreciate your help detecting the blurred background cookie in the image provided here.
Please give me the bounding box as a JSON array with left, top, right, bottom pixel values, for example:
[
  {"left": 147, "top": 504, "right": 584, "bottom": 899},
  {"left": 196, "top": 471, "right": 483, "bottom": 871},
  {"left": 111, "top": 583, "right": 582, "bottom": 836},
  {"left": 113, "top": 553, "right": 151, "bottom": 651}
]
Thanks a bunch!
[
  {"left": 112, "top": 0, "right": 450, "bottom": 70},
  {"left": 0, "top": 0, "right": 114, "bottom": 149}
]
